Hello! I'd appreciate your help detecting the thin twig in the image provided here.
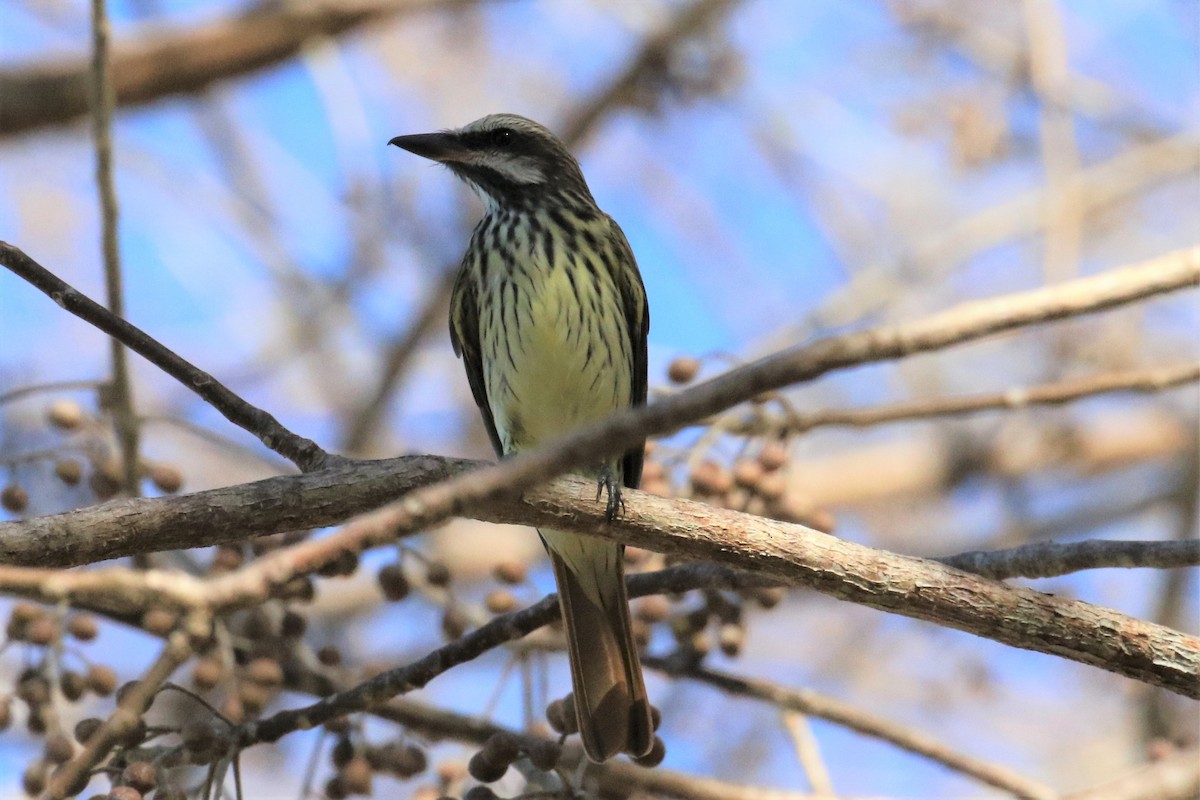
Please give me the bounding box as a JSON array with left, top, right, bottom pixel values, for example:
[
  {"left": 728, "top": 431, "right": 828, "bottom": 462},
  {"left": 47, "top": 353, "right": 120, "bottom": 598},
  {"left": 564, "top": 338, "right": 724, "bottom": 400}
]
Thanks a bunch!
[
  {"left": 941, "top": 539, "right": 1200, "bottom": 581},
  {"left": 43, "top": 628, "right": 197, "bottom": 799},
  {"left": 0, "top": 241, "right": 334, "bottom": 473},
  {"left": 0, "top": 379, "right": 104, "bottom": 406},
  {"left": 88, "top": 0, "right": 139, "bottom": 497},
  {"left": 722, "top": 362, "right": 1200, "bottom": 436},
  {"left": 645, "top": 659, "right": 1057, "bottom": 800}
]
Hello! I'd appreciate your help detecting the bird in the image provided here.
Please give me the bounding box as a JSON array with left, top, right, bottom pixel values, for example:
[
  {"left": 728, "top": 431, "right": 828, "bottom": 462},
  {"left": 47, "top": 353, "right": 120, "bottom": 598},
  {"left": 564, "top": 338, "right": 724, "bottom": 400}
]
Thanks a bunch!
[{"left": 389, "top": 113, "right": 653, "bottom": 762}]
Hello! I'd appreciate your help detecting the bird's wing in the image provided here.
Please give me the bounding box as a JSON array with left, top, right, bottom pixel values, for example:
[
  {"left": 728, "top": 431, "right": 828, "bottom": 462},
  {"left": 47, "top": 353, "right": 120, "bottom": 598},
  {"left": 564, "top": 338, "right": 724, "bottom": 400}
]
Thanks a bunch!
[
  {"left": 606, "top": 215, "right": 650, "bottom": 489},
  {"left": 449, "top": 267, "right": 505, "bottom": 458}
]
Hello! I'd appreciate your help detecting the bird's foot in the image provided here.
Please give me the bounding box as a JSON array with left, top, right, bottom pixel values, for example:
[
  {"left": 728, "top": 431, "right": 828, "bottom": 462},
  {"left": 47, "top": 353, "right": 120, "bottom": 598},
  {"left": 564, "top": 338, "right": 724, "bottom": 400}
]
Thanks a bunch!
[{"left": 595, "top": 466, "right": 625, "bottom": 522}]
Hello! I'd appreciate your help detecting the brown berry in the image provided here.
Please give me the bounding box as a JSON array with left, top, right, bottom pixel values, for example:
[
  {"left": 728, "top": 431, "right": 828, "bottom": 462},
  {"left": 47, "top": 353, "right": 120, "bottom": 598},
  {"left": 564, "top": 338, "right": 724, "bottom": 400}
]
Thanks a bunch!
[
  {"left": 46, "top": 399, "right": 85, "bottom": 429},
  {"left": 667, "top": 356, "right": 700, "bottom": 384},
  {"left": 526, "top": 738, "right": 562, "bottom": 771},
  {"left": 245, "top": 657, "right": 283, "bottom": 688},
  {"left": 67, "top": 613, "right": 99, "bottom": 642},
  {"left": 1, "top": 483, "right": 29, "bottom": 513},
  {"left": 17, "top": 672, "right": 50, "bottom": 705},
  {"left": 492, "top": 560, "right": 527, "bottom": 584},
  {"left": 280, "top": 611, "right": 307, "bottom": 638},
  {"left": 635, "top": 595, "right": 671, "bottom": 624},
  {"left": 633, "top": 736, "right": 666, "bottom": 767},
  {"left": 331, "top": 736, "right": 355, "bottom": 769},
  {"left": 718, "top": 623, "right": 744, "bottom": 657},
  {"left": 142, "top": 609, "right": 177, "bottom": 636},
  {"left": 733, "top": 460, "right": 764, "bottom": 490},
  {"left": 340, "top": 756, "right": 372, "bottom": 795},
  {"left": 54, "top": 459, "right": 83, "bottom": 485},
  {"left": 109, "top": 786, "right": 143, "bottom": 800},
  {"left": 751, "top": 587, "right": 785, "bottom": 609},
  {"left": 690, "top": 460, "right": 732, "bottom": 496},
  {"left": 464, "top": 788, "right": 498, "bottom": 800},
  {"left": 324, "top": 776, "right": 348, "bottom": 800},
  {"left": 393, "top": 744, "right": 427, "bottom": 777},
  {"left": 757, "top": 441, "right": 789, "bottom": 471},
  {"left": 317, "top": 646, "right": 342, "bottom": 667},
  {"left": 425, "top": 561, "right": 451, "bottom": 587},
  {"left": 60, "top": 670, "right": 87, "bottom": 702},
  {"left": 149, "top": 463, "right": 184, "bottom": 494},
  {"left": 467, "top": 751, "right": 506, "bottom": 783},
  {"left": 85, "top": 664, "right": 118, "bottom": 696},
  {"left": 26, "top": 616, "right": 59, "bottom": 646},
  {"left": 484, "top": 589, "right": 517, "bottom": 614},
  {"left": 237, "top": 681, "right": 270, "bottom": 715},
  {"left": 441, "top": 607, "right": 467, "bottom": 640},
  {"left": 88, "top": 465, "right": 122, "bottom": 499},
  {"left": 481, "top": 733, "right": 520, "bottom": 766},
  {"left": 377, "top": 563, "right": 410, "bottom": 601},
  {"left": 650, "top": 704, "right": 662, "bottom": 731},
  {"left": 192, "top": 658, "right": 224, "bottom": 690},
  {"left": 211, "top": 545, "right": 243, "bottom": 572},
  {"left": 123, "top": 761, "right": 158, "bottom": 793},
  {"left": 44, "top": 732, "right": 74, "bottom": 764},
  {"left": 22, "top": 761, "right": 48, "bottom": 796}
]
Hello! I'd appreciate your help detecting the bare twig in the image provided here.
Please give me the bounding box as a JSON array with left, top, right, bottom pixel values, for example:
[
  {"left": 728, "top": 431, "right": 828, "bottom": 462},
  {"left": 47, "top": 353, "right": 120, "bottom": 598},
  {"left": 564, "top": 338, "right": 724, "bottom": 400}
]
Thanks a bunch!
[
  {"left": 0, "top": 0, "right": 472, "bottom": 137},
  {"left": 724, "top": 362, "right": 1200, "bottom": 436},
  {"left": 941, "top": 539, "right": 1200, "bottom": 581},
  {"left": 0, "top": 379, "right": 104, "bottom": 406},
  {"left": 644, "top": 658, "right": 1057, "bottom": 800},
  {"left": 42, "top": 628, "right": 198, "bottom": 799},
  {"left": 0, "top": 241, "right": 333, "bottom": 473},
  {"left": 1061, "top": 747, "right": 1200, "bottom": 800},
  {"left": 88, "top": 0, "right": 139, "bottom": 497},
  {"left": 560, "top": 0, "right": 740, "bottom": 147}
]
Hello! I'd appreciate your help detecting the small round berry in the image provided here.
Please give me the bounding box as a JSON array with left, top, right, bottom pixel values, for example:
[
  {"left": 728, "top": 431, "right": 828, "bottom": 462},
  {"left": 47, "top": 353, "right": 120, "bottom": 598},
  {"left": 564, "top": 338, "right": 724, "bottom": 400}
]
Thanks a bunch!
[
  {"left": 54, "top": 459, "right": 83, "bottom": 485},
  {"left": 377, "top": 563, "right": 410, "bottom": 601},
  {"left": 633, "top": 735, "right": 667, "bottom": 767},
  {"left": 149, "top": 463, "right": 184, "bottom": 494},
  {"left": 46, "top": 399, "right": 85, "bottom": 429},
  {"left": 425, "top": 561, "right": 451, "bottom": 587},
  {"left": 667, "top": 356, "right": 700, "bottom": 384},
  {"left": 484, "top": 590, "right": 517, "bottom": 614},
  {"left": 526, "top": 739, "right": 562, "bottom": 771},
  {"left": 123, "top": 761, "right": 158, "bottom": 793},
  {"left": 466, "top": 751, "right": 506, "bottom": 783},
  {"left": 492, "top": 560, "right": 527, "bottom": 585},
  {"left": 1, "top": 484, "right": 29, "bottom": 513}
]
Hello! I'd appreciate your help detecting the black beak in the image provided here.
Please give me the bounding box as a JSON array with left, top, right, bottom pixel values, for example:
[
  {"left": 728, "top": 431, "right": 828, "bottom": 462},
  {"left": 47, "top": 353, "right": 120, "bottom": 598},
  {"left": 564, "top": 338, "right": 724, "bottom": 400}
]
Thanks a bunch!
[{"left": 387, "top": 132, "right": 470, "bottom": 163}]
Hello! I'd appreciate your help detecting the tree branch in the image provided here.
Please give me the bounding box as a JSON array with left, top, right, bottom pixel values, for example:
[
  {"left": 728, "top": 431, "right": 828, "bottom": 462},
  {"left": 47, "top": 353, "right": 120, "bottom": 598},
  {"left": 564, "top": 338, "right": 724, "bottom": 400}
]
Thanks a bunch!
[
  {"left": 1061, "top": 747, "right": 1200, "bottom": 800},
  {"left": 941, "top": 539, "right": 1200, "bottom": 580},
  {"left": 642, "top": 658, "right": 1056, "bottom": 800},
  {"left": 0, "top": 0, "right": 467, "bottom": 137},
  {"left": 0, "top": 240, "right": 333, "bottom": 473},
  {"left": 89, "top": 0, "right": 140, "bottom": 497},
  {"left": 724, "top": 362, "right": 1200, "bottom": 436}
]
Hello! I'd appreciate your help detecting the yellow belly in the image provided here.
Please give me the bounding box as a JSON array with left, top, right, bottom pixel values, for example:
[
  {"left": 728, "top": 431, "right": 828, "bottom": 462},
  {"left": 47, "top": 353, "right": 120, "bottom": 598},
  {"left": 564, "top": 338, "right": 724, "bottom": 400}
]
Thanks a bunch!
[{"left": 480, "top": 255, "right": 631, "bottom": 457}]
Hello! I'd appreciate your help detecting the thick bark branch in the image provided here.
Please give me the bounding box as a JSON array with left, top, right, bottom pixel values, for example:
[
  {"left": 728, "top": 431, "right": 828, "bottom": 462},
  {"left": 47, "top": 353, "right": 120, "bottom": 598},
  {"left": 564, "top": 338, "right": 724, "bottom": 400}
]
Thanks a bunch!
[
  {"left": 0, "top": 0, "right": 459, "bottom": 137},
  {"left": 2, "top": 469, "right": 1196, "bottom": 697}
]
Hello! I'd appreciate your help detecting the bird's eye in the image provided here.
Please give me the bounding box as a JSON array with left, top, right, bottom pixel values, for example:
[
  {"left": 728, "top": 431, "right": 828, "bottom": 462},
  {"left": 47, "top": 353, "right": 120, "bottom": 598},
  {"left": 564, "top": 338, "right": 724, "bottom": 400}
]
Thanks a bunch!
[{"left": 490, "top": 128, "right": 513, "bottom": 147}]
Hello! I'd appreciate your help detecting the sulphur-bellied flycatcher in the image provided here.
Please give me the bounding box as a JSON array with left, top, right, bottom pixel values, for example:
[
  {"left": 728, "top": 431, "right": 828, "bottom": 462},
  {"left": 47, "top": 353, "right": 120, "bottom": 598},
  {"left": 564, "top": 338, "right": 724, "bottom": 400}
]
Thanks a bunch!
[{"left": 389, "top": 114, "right": 653, "bottom": 761}]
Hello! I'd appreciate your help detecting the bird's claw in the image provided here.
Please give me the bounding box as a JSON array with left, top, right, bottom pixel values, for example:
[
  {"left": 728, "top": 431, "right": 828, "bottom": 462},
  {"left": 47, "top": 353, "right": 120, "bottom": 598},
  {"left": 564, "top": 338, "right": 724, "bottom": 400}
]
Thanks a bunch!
[{"left": 596, "top": 467, "right": 625, "bottom": 522}]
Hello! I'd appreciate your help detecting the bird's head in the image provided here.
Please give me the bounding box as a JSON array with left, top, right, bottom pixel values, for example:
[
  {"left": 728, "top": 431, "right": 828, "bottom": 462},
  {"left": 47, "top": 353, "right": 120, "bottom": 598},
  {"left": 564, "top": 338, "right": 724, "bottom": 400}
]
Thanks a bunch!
[{"left": 388, "top": 113, "right": 593, "bottom": 210}]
